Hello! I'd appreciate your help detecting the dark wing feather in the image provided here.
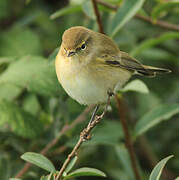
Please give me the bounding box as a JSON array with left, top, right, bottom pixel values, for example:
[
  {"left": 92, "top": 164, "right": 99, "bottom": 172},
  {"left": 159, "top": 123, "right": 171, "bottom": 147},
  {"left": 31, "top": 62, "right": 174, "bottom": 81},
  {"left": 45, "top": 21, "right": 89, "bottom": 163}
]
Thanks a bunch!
[{"left": 104, "top": 51, "right": 171, "bottom": 77}]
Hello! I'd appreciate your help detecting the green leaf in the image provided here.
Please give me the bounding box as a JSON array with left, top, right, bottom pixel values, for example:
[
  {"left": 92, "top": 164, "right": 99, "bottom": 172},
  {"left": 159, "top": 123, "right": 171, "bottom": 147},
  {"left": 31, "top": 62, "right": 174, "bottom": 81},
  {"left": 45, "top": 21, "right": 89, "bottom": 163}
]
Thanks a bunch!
[
  {"left": 64, "top": 156, "right": 78, "bottom": 174},
  {"left": 0, "top": 99, "right": 44, "bottom": 138},
  {"left": 0, "top": 57, "right": 17, "bottom": 75},
  {"left": 121, "top": 79, "right": 149, "bottom": 94},
  {"left": 0, "top": 28, "right": 42, "bottom": 56},
  {"left": 149, "top": 155, "right": 173, "bottom": 180},
  {"left": 0, "top": 57, "right": 17, "bottom": 65},
  {"left": 111, "top": 0, "right": 145, "bottom": 37},
  {"left": 136, "top": 92, "right": 162, "bottom": 117},
  {"left": 50, "top": 5, "right": 82, "bottom": 20},
  {"left": 40, "top": 172, "right": 54, "bottom": 180},
  {"left": 23, "top": 94, "right": 41, "bottom": 116},
  {"left": 82, "top": 1, "right": 95, "bottom": 20},
  {"left": 130, "top": 32, "right": 179, "bottom": 56},
  {"left": 175, "top": 177, "right": 179, "bottom": 180},
  {"left": 10, "top": 178, "right": 22, "bottom": 180},
  {"left": 0, "top": 56, "right": 61, "bottom": 96},
  {"left": 151, "top": 0, "right": 179, "bottom": 21},
  {"left": 134, "top": 104, "right": 179, "bottom": 137},
  {"left": 115, "top": 144, "right": 135, "bottom": 179},
  {"left": 21, "top": 152, "right": 56, "bottom": 173},
  {"left": 0, "top": 83, "right": 22, "bottom": 101},
  {"left": 64, "top": 167, "right": 106, "bottom": 179},
  {"left": 47, "top": 173, "right": 54, "bottom": 180}
]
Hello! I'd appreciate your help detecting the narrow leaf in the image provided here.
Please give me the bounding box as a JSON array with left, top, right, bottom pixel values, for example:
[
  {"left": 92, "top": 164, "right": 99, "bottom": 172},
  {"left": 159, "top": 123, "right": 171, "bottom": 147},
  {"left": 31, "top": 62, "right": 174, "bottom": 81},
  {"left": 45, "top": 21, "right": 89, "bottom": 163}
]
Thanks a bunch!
[
  {"left": 21, "top": 152, "right": 56, "bottom": 173},
  {"left": 82, "top": 1, "right": 95, "bottom": 20},
  {"left": 115, "top": 144, "right": 135, "bottom": 179},
  {"left": 64, "top": 167, "right": 106, "bottom": 179},
  {"left": 40, "top": 176, "right": 48, "bottom": 180},
  {"left": 151, "top": 0, "right": 179, "bottom": 21},
  {"left": 130, "top": 32, "right": 179, "bottom": 56},
  {"left": 149, "top": 155, "right": 173, "bottom": 180},
  {"left": 50, "top": 5, "right": 82, "bottom": 20},
  {"left": 121, "top": 79, "right": 149, "bottom": 94},
  {"left": 134, "top": 104, "right": 179, "bottom": 137},
  {"left": 10, "top": 179, "right": 22, "bottom": 180},
  {"left": 47, "top": 172, "right": 54, "bottom": 180},
  {"left": 64, "top": 156, "right": 78, "bottom": 174},
  {"left": 111, "top": 0, "right": 145, "bottom": 37},
  {"left": 40, "top": 174, "right": 55, "bottom": 180}
]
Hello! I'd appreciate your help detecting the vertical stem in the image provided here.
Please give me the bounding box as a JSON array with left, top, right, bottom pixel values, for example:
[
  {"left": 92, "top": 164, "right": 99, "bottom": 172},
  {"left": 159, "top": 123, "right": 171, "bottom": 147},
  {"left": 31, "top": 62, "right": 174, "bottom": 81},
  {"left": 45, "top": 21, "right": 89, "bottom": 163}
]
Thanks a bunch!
[
  {"left": 115, "top": 95, "right": 141, "bottom": 180},
  {"left": 91, "top": 0, "right": 104, "bottom": 34}
]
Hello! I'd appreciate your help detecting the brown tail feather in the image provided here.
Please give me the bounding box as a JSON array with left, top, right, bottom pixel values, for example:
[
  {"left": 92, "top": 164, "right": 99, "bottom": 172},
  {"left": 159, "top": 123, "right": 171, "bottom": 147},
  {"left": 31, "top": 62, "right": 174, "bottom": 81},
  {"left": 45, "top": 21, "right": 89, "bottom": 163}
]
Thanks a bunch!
[{"left": 137, "top": 65, "right": 171, "bottom": 77}]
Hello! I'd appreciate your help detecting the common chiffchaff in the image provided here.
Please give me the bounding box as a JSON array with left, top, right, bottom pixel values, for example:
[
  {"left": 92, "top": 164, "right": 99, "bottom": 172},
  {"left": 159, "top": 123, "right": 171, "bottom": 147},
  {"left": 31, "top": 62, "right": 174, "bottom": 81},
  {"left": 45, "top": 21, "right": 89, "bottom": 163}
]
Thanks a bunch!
[{"left": 55, "top": 26, "right": 170, "bottom": 105}]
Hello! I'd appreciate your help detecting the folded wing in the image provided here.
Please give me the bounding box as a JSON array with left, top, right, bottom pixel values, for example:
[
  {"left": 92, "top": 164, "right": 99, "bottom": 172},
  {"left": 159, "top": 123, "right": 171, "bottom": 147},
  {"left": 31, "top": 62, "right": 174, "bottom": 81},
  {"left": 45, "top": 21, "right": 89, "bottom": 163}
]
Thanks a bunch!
[{"left": 105, "top": 51, "right": 171, "bottom": 77}]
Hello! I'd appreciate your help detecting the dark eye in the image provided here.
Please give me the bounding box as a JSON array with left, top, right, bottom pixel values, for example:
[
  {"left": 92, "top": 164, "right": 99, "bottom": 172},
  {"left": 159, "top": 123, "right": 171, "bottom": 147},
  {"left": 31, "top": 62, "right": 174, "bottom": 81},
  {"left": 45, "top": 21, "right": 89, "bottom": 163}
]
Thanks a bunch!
[{"left": 81, "top": 43, "right": 86, "bottom": 50}]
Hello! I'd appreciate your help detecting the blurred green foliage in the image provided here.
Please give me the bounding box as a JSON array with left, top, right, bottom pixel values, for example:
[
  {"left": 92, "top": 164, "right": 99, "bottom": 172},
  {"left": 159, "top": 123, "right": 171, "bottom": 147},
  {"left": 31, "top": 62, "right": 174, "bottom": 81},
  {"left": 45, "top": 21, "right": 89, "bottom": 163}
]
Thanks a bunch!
[{"left": 0, "top": 0, "right": 179, "bottom": 179}]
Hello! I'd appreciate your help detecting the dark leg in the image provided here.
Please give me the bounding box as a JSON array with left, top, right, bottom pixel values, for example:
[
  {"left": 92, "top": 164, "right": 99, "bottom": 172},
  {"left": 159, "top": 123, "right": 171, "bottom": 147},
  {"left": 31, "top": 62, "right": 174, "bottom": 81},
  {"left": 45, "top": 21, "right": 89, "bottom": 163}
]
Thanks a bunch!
[
  {"left": 88, "top": 91, "right": 113, "bottom": 125},
  {"left": 89, "top": 105, "right": 100, "bottom": 125}
]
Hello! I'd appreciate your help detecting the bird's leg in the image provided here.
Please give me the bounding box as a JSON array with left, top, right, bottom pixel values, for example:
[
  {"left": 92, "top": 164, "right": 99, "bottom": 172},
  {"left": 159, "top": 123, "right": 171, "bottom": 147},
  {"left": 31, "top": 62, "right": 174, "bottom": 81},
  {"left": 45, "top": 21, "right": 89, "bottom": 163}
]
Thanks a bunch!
[
  {"left": 98, "top": 91, "right": 113, "bottom": 118},
  {"left": 80, "top": 105, "right": 99, "bottom": 141},
  {"left": 89, "top": 91, "right": 113, "bottom": 124},
  {"left": 88, "top": 105, "right": 100, "bottom": 125},
  {"left": 81, "top": 92, "right": 113, "bottom": 141}
]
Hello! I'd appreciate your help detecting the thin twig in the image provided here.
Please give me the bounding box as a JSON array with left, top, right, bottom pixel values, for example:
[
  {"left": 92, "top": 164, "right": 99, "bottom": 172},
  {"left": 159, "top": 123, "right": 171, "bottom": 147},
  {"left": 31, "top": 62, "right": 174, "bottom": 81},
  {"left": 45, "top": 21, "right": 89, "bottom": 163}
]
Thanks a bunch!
[
  {"left": 55, "top": 96, "right": 111, "bottom": 180},
  {"left": 96, "top": 0, "right": 118, "bottom": 10},
  {"left": 91, "top": 0, "right": 104, "bottom": 34},
  {"left": 135, "top": 14, "right": 179, "bottom": 31},
  {"left": 96, "top": 0, "right": 179, "bottom": 32},
  {"left": 115, "top": 95, "right": 141, "bottom": 180},
  {"left": 15, "top": 106, "right": 94, "bottom": 178}
]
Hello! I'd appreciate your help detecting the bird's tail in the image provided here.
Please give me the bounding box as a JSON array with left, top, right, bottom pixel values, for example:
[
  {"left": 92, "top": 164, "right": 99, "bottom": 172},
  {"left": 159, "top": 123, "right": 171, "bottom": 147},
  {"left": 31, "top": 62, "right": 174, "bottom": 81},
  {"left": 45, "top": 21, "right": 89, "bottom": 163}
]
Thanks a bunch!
[
  {"left": 119, "top": 51, "right": 171, "bottom": 77},
  {"left": 137, "top": 65, "right": 171, "bottom": 77}
]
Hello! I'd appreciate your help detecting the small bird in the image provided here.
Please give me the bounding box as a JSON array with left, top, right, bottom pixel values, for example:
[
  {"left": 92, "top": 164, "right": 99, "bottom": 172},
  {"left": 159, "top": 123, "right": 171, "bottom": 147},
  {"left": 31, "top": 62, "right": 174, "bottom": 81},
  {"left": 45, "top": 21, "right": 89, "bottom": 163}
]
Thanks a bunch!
[{"left": 55, "top": 26, "right": 171, "bottom": 105}]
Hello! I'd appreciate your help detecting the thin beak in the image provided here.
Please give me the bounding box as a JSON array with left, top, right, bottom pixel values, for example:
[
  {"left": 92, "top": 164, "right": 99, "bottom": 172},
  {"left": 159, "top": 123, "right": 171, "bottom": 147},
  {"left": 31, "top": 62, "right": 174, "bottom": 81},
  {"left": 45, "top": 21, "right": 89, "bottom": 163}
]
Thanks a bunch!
[{"left": 67, "top": 51, "right": 76, "bottom": 57}]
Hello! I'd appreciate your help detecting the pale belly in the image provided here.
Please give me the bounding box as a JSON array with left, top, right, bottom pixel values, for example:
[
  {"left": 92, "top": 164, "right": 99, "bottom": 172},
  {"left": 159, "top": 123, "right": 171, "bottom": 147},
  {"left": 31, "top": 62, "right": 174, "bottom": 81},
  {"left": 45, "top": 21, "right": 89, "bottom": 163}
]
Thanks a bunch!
[{"left": 56, "top": 57, "right": 131, "bottom": 105}]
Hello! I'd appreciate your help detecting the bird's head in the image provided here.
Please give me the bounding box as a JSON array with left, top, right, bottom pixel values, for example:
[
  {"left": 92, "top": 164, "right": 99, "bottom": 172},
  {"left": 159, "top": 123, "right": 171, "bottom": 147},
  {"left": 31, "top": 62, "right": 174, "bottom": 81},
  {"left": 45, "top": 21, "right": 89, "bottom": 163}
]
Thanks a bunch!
[{"left": 61, "top": 26, "right": 94, "bottom": 58}]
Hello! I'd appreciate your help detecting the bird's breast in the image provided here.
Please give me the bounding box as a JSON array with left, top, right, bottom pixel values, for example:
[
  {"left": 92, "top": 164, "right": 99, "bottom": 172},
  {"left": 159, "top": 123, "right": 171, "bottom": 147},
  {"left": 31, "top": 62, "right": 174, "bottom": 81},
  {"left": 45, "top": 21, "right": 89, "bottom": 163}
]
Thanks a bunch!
[{"left": 55, "top": 54, "right": 131, "bottom": 105}]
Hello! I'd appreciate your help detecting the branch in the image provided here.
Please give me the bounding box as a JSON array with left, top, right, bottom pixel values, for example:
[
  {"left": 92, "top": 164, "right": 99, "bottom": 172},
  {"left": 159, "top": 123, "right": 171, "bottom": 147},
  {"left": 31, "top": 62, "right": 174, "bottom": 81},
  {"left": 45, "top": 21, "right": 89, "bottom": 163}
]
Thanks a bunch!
[
  {"left": 15, "top": 106, "right": 94, "bottom": 178},
  {"left": 96, "top": 0, "right": 179, "bottom": 32},
  {"left": 55, "top": 97, "right": 111, "bottom": 180},
  {"left": 91, "top": 0, "right": 104, "bottom": 34},
  {"left": 135, "top": 14, "right": 179, "bottom": 31},
  {"left": 115, "top": 95, "right": 141, "bottom": 180}
]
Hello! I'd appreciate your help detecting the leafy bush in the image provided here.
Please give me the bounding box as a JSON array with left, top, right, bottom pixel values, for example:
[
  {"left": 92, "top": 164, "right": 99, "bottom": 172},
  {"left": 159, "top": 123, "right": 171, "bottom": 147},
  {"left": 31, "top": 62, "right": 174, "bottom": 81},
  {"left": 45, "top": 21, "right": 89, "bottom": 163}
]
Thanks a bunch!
[{"left": 0, "top": 0, "right": 179, "bottom": 180}]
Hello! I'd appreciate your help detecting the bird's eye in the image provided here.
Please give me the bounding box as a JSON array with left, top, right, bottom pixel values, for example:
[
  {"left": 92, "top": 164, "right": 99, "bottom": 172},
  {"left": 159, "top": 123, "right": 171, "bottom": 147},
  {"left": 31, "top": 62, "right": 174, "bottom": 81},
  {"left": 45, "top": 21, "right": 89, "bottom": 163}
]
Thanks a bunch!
[{"left": 81, "top": 43, "right": 86, "bottom": 50}]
